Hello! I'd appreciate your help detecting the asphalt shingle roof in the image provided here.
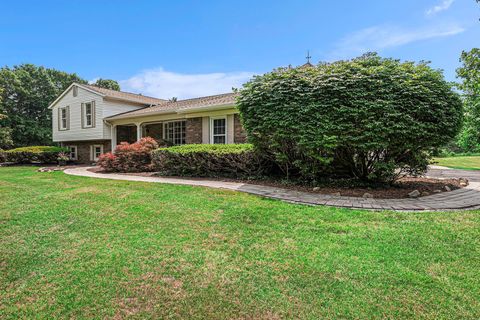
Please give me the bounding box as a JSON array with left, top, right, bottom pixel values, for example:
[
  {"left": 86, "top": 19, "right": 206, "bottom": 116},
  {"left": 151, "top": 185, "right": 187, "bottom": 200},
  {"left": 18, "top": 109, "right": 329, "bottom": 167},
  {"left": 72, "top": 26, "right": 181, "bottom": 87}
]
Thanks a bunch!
[
  {"left": 84, "top": 84, "right": 167, "bottom": 105},
  {"left": 106, "top": 92, "right": 238, "bottom": 120}
]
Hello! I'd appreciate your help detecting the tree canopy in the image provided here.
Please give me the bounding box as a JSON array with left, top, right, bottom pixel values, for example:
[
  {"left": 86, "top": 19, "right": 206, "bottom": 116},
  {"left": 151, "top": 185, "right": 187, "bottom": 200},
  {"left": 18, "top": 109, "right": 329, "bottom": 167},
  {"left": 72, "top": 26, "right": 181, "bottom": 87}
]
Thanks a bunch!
[
  {"left": 456, "top": 48, "right": 480, "bottom": 151},
  {"left": 93, "top": 78, "right": 120, "bottom": 91},
  {"left": 0, "top": 64, "right": 86, "bottom": 147},
  {"left": 237, "top": 53, "right": 463, "bottom": 182}
]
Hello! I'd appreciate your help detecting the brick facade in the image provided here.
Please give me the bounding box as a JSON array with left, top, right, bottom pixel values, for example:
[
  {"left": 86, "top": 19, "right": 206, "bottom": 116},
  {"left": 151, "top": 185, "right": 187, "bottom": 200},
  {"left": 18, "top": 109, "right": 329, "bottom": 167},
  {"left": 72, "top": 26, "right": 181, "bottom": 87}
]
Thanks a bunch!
[
  {"left": 61, "top": 140, "right": 111, "bottom": 164},
  {"left": 234, "top": 114, "right": 247, "bottom": 143},
  {"left": 186, "top": 117, "right": 203, "bottom": 144}
]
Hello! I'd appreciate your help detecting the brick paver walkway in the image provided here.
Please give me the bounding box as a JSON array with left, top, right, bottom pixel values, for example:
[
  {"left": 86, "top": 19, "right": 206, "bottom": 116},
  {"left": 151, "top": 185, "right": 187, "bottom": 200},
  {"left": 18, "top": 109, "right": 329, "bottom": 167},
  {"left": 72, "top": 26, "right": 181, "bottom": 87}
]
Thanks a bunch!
[{"left": 64, "top": 167, "right": 480, "bottom": 211}]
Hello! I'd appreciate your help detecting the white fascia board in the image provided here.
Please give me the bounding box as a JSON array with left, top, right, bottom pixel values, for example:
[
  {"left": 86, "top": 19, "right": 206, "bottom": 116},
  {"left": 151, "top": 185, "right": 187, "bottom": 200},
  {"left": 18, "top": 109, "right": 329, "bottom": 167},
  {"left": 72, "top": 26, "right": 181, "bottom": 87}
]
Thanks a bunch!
[{"left": 48, "top": 82, "right": 105, "bottom": 109}]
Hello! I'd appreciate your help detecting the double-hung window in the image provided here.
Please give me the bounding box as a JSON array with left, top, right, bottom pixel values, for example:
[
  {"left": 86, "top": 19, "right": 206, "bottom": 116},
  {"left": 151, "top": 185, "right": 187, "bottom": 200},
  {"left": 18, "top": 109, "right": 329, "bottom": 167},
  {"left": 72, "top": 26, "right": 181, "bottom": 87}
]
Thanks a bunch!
[
  {"left": 91, "top": 145, "right": 103, "bottom": 161},
  {"left": 59, "top": 106, "right": 69, "bottom": 130},
  {"left": 211, "top": 117, "right": 227, "bottom": 144},
  {"left": 82, "top": 101, "right": 95, "bottom": 128},
  {"left": 67, "top": 146, "right": 77, "bottom": 160},
  {"left": 164, "top": 121, "right": 186, "bottom": 145}
]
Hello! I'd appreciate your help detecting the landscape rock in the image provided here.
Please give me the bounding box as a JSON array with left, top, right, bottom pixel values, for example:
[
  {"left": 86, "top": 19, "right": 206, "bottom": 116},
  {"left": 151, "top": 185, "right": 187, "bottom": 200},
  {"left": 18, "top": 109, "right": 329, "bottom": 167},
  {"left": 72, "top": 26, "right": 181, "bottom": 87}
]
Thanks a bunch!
[
  {"left": 312, "top": 187, "right": 321, "bottom": 192},
  {"left": 37, "top": 167, "right": 64, "bottom": 173},
  {"left": 362, "top": 193, "right": 374, "bottom": 198},
  {"left": 408, "top": 190, "right": 421, "bottom": 198},
  {"left": 433, "top": 189, "right": 442, "bottom": 193},
  {"left": 444, "top": 185, "right": 451, "bottom": 192},
  {"left": 459, "top": 178, "right": 469, "bottom": 187},
  {"left": 421, "top": 192, "right": 430, "bottom": 196}
]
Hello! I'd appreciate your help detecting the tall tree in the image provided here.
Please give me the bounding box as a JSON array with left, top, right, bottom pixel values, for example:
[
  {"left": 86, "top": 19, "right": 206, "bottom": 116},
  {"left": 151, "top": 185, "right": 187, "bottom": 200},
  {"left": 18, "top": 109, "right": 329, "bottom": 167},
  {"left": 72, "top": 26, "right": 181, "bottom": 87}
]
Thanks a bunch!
[
  {"left": 0, "top": 113, "right": 13, "bottom": 149},
  {"left": 0, "top": 64, "right": 86, "bottom": 147},
  {"left": 93, "top": 78, "right": 120, "bottom": 91},
  {"left": 456, "top": 48, "right": 480, "bottom": 151}
]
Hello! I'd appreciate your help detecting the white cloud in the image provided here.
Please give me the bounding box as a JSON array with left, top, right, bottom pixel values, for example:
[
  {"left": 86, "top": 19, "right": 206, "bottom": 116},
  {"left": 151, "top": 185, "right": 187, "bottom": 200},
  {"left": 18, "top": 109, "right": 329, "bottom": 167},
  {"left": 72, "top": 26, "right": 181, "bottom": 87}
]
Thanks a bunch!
[
  {"left": 329, "top": 23, "right": 465, "bottom": 60},
  {"left": 119, "top": 68, "right": 254, "bottom": 99},
  {"left": 426, "top": 0, "right": 454, "bottom": 16}
]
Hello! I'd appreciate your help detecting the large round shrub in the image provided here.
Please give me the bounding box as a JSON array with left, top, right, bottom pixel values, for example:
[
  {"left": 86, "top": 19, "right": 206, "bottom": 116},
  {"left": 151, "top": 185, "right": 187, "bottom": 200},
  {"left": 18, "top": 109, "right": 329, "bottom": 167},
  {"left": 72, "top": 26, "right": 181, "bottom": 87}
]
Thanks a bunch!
[{"left": 237, "top": 54, "right": 463, "bottom": 182}]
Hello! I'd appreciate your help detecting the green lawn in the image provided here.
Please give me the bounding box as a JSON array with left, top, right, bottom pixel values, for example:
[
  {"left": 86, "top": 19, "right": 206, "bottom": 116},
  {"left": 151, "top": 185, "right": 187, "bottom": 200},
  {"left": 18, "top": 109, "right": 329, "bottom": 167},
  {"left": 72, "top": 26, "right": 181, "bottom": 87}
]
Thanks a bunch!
[
  {"left": 434, "top": 156, "right": 480, "bottom": 170},
  {"left": 1, "top": 167, "right": 479, "bottom": 319}
]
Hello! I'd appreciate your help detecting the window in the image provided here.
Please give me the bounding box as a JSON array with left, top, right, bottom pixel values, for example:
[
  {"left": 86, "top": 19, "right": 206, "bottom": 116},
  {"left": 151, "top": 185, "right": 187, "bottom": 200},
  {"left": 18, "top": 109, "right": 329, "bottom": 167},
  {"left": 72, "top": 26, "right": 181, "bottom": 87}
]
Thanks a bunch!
[
  {"left": 82, "top": 101, "right": 95, "bottom": 128},
  {"left": 164, "top": 121, "right": 186, "bottom": 145},
  {"left": 73, "top": 86, "right": 78, "bottom": 97},
  {"left": 211, "top": 117, "right": 227, "bottom": 144},
  {"left": 91, "top": 145, "right": 103, "bottom": 161},
  {"left": 59, "top": 107, "right": 69, "bottom": 130},
  {"left": 67, "top": 146, "right": 77, "bottom": 160}
]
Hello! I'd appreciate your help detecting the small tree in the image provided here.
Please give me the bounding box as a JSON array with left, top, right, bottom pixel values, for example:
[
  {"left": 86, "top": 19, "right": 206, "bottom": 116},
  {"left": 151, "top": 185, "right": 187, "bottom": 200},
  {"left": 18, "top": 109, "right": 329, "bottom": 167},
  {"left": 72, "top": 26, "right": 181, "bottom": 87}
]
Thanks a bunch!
[
  {"left": 237, "top": 53, "right": 463, "bottom": 183},
  {"left": 93, "top": 78, "right": 120, "bottom": 91}
]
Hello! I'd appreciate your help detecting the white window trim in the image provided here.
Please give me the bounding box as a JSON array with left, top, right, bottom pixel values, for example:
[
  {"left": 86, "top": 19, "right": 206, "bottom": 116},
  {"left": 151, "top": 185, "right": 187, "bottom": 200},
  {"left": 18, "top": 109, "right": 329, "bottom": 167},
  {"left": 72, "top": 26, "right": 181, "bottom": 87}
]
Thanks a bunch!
[
  {"left": 59, "top": 107, "right": 68, "bottom": 130},
  {"left": 210, "top": 116, "right": 227, "bottom": 144},
  {"left": 163, "top": 120, "right": 186, "bottom": 145},
  {"left": 67, "top": 145, "right": 78, "bottom": 161},
  {"left": 83, "top": 102, "right": 94, "bottom": 128},
  {"left": 91, "top": 144, "right": 103, "bottom": 162}
]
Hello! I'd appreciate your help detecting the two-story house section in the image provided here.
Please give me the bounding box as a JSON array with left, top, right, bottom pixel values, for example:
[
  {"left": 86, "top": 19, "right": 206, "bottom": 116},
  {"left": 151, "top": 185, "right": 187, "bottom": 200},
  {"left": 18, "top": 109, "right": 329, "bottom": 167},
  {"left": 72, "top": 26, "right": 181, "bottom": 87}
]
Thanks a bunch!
[{"left": 49, "top": 83, "right": 166, "bottom": 163}]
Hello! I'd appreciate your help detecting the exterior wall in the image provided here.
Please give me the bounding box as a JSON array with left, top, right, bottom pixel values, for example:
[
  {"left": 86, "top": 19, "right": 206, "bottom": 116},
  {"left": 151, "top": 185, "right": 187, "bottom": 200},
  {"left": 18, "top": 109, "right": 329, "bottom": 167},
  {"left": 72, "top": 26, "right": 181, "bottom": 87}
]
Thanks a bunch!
[
  {"left": 186, "top": 117, "right": 202, "bottom": 144},
  {"left": 102, "top": 99, "right": 145, "bottom": 139},
  {"left": 61, "top": 140, "right": 111, "bottom": 164},
  {"left": 234, "top": 114, "right": 247, "bottom": 143},
  {"left": 52, "top": 85, "right": 145, "bottom": 142}
]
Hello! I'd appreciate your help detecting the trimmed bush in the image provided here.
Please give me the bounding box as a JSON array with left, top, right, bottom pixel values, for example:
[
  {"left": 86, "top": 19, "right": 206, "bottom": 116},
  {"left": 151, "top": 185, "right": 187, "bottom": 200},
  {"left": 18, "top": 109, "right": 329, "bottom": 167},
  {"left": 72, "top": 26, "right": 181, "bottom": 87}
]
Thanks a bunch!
[
  {"left": 0, "top": 149, "right": 5, "bottom": 163},
  {"left": 152, "top": 144, "right": 270, "bottom": 178},
  {"left": 4, "top": 146, "right": 67, "bottom": 164},
  {"left": 237, "top": 53, "right": 464, "bottom": 182},
  {"left": 98, "top": 137, "right": 158, "bottom": 172}
]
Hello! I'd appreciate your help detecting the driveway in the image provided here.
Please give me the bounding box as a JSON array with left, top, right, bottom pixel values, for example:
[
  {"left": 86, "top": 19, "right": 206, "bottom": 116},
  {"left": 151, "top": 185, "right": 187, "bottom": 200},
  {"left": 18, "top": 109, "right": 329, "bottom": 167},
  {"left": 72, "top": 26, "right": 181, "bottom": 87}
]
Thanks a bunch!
[{"left": 427, "top": 167, "right": 480, "bottom": 182}]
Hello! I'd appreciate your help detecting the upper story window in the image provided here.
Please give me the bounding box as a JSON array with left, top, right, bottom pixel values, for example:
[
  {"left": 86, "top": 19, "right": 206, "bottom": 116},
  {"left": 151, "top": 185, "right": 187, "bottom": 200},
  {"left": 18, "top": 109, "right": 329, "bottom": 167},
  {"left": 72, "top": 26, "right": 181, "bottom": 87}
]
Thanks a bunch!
[
  {"left": 82, "top": 101, "right": 95, "bottom": 128},
  {"left": 58, "top": 106, "right": 69, "bottom": 130},
  {"left": 164, "top": 120, "right": 186, "bottom": 145},
  {"left": 211, "top": 117, "right": 227, "bottom": 144},
  {"left": 72, "top": 86, "right": 78, "bottom": 97}
]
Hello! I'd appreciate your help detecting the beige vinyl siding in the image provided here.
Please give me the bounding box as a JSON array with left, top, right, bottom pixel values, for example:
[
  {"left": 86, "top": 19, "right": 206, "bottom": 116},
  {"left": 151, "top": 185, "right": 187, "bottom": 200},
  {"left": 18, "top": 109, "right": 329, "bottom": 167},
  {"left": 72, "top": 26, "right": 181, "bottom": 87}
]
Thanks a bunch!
[
  {"left": 52, "top": 86, "right": 103, "bottom": 142},
  {"left": 52, "top": 86, "right": 145, "bottom": 142},
  {"left": 102, "top": 99, "right": 145, "bottom": 139}
]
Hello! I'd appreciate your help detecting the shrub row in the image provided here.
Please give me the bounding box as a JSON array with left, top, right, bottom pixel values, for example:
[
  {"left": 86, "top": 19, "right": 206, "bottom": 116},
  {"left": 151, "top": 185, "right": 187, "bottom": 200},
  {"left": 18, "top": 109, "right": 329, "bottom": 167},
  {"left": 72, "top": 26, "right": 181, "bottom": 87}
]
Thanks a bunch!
[
  {"left": 2, "top": 146, "right": 67, "bottom": 164},
  {"left": 98, "top": 137, "right": 158, "bottom": 172},
  {"left": 152, "top": 144, "right": 271, "bottom": 178}
]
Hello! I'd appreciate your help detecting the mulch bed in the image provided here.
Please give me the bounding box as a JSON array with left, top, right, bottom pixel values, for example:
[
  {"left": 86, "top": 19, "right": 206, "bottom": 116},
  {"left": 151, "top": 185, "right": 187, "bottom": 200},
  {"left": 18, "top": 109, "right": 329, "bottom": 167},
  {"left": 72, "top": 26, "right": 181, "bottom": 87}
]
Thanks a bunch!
[{"left": 87, "top": 167, "right": 467, "bottom": 199}]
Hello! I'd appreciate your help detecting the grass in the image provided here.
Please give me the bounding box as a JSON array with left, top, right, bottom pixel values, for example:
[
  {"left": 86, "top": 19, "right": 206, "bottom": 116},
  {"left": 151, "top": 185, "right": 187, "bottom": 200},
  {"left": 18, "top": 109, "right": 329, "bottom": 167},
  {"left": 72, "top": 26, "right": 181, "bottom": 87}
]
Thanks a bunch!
[
  {"left": 433, "top": 156, "right": 480, "bottom": 170},
  {"left": 1, "top": 167, "right": 479, "bottom": 319}
]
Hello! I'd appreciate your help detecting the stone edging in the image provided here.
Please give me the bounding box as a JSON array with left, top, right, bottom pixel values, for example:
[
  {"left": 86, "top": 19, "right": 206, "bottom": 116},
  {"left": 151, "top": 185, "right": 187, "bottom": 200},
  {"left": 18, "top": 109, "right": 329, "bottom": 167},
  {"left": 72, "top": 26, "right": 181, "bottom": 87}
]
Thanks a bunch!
[{"left": 63, "top": 167, "right": 480, "bottom": 211}]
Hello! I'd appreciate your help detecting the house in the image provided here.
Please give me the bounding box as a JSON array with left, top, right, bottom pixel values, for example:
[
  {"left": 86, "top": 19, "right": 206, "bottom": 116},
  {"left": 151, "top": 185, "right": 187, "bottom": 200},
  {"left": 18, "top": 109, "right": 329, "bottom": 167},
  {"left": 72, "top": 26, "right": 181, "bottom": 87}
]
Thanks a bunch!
[{"left": 49, "top": 83, "right": 247, "bottom": 163}]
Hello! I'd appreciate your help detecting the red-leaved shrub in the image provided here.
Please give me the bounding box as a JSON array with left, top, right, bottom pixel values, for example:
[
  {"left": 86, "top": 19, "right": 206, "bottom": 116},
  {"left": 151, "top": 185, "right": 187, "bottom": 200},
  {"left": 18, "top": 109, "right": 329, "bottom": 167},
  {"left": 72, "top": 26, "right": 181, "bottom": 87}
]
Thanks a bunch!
[{"left": 98, "top": 137, "right": 159, "bottom": 172}]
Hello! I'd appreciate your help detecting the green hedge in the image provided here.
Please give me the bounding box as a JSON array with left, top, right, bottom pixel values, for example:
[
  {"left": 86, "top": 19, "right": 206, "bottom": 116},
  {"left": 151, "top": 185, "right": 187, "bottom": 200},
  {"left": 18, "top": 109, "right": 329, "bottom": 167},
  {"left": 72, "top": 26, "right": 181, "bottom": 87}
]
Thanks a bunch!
[
  {"left": 3, "top": 146, "right": 67, "bottom": 164},
  {"left": 152, "top": 144, "right": 271, "bottom": 178}
]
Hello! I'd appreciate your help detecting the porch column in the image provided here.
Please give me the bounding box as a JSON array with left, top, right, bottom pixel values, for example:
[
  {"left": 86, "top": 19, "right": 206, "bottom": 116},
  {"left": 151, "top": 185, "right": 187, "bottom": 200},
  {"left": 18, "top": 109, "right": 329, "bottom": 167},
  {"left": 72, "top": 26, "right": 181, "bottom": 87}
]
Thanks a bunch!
[
  {"left": 111, "top": 124, "right": 117, "bottom": 149},
  {"left": 136, "top": 123, "right": 142, "bottom": 141}
]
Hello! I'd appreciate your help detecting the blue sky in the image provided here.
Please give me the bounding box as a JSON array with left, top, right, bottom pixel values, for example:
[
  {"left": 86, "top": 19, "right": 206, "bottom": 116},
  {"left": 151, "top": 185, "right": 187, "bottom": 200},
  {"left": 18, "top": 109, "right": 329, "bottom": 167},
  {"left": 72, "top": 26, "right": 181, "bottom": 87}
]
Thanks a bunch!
[{"left": 1, "top": 0, "right": 478, "bottom": 98}]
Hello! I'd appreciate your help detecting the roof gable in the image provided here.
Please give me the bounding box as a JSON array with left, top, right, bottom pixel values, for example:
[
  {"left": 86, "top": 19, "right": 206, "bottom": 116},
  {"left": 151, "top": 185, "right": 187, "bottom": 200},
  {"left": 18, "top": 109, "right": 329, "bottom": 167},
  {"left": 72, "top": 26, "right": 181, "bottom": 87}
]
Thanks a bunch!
[
  {"left": 48, "top": 83, "right": 104, "bottom": 109},
  {"left": 48, "top": 82, "right": 167, "bottom": 109}
]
